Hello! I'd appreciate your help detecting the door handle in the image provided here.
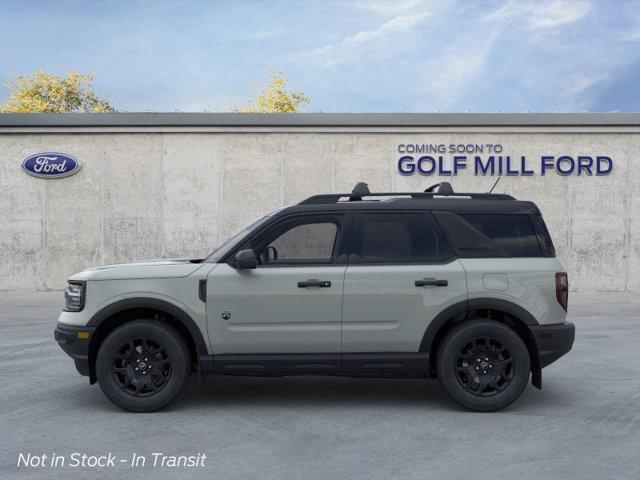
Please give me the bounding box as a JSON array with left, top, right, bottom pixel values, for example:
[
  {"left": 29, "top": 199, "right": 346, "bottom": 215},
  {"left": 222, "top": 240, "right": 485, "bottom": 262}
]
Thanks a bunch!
[
  {"left": 415, "top": 278, "right": 448, "bottom": 287},
  {"left": 298, "top": 279, "right": 332, "bottom": 288}
]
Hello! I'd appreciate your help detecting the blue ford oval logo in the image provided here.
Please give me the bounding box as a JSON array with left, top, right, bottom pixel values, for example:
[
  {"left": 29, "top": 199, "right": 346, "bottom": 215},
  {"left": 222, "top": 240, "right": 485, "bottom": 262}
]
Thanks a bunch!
[{"left": 22, "top": 152, "right": 81, "bottom": 179}]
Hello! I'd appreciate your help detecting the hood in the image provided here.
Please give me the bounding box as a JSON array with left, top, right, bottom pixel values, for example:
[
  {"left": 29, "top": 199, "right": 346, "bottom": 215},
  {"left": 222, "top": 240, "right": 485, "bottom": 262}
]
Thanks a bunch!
[{"left": 69, "top": 258, "right": 206, "bottom": 281}]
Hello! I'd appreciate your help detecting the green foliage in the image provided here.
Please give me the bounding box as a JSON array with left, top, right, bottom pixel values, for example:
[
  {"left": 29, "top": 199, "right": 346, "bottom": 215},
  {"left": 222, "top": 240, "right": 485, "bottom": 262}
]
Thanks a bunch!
[
  {"left": 1, "top": 70, "right": 114, "bottom": 113},
  {"left": 234, "top": 69, "right": 309, "bottom": 113}
]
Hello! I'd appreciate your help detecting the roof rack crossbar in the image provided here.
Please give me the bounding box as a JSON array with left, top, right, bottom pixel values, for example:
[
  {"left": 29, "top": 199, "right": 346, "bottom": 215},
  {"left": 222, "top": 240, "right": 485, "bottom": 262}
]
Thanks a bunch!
[{"left": 299, "top": 191, "right": 515, "bottom": 205}]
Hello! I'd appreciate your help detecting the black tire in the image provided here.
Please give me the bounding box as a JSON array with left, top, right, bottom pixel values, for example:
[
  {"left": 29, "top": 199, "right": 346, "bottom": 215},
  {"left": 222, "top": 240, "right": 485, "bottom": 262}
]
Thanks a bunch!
[
  {"left": 96, "top": 320, "right": 192, "bottom": 412},
  {"left": 436, "top": 319, "right": 530, "bottom": 412}
]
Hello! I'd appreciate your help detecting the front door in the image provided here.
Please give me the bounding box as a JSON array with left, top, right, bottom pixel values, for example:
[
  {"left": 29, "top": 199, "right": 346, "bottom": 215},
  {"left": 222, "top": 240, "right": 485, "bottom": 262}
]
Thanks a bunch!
[{"left": 206, "top": 213, "right": 348, "bottom": 356}]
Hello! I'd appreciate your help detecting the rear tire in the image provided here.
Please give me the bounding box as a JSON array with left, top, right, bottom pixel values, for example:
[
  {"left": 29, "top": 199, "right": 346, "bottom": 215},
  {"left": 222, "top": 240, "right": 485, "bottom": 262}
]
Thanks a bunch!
[
  {"left": 436, "top": 319, "right": 530, "bottom": 412},
  {"left": 96, "top": 320, "right": 192, "bottom": 412}
]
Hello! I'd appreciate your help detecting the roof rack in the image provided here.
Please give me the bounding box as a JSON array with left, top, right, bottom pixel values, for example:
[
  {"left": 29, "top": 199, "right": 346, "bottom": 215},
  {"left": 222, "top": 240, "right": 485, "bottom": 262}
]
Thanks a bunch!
[{"left": 298, "top": 182, "right": 515, "bottom": 205}]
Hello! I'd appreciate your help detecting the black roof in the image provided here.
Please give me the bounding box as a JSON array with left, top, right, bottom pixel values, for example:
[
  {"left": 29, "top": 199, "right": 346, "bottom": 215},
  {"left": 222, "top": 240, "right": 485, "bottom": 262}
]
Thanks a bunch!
[
  {"left": 283, "top": 198, "right": 540, "bottom": 216},
  {"left": 278, "top": 183, "right": 541, "bottom": 216}
]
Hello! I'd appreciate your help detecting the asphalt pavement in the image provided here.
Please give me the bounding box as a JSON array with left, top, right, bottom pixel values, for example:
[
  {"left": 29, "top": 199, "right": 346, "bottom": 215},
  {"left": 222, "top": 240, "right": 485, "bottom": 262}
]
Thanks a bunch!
[{"left": 0, "top": 291, "right": 639, "bottom": 480}]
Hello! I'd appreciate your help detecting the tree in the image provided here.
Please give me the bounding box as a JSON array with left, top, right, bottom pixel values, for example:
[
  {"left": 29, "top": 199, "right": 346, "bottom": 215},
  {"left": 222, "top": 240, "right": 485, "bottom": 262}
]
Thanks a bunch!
[
  {"left": 0, "top": 70, "right": 114, "bottom": 113},
  {"left": 234, "top": 69, "right": 309, "bottom": 113}
]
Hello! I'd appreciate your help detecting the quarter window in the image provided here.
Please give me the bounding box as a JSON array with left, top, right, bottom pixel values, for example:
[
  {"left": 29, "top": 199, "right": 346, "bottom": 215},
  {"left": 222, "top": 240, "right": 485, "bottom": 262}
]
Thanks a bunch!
[
  {"left": 462, "top": 214, "right": 541, "bottom": 257},
  {"left": 433, "top": 211, "right": 542, "bottom": 257},
  {"left": 530, "top": 214, "right": 556, "bottom": 257}
]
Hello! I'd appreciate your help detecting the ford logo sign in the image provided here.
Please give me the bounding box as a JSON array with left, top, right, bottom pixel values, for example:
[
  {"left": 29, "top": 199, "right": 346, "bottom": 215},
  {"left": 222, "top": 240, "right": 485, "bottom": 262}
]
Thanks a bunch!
[{"left": 22, "top": 152, "right": 81, "bottom": 179}]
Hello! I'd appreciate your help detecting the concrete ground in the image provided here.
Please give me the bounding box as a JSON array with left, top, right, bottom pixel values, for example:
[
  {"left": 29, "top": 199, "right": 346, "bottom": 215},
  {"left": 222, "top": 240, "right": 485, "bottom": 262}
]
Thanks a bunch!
[{"left": 0, "top": 292, "right": 639, "bottom": 480}]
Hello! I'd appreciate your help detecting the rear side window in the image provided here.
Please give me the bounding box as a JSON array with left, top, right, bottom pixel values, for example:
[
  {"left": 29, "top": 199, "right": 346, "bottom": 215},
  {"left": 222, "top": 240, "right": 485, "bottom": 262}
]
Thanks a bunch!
[
  {"left": 354, "top": 213, "right": 453, "bottom": 264},
  {"left": 433, "top": 212, "right": 543, "bottom": 258}
]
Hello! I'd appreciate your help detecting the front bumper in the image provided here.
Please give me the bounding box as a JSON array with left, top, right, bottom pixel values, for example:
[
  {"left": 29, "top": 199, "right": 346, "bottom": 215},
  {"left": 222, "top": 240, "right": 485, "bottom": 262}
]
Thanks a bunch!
[
  {"left": 531, "top": 321, "right": 575, "bottom": 368},
  {"left": 54, "top": 324, "right": 96, "bottom": 376}
]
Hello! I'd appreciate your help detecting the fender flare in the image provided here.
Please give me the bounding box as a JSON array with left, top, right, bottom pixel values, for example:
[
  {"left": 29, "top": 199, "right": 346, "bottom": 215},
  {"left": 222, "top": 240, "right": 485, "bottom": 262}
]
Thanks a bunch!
[
  {"left": 419, "top": 297, "right": 542, "bottom": 387},
  {"left": 419, "top": 298, "right": 539, "bottom": 352},
  {"left": 87, "top": 297, "right": 209, "bottom": 355}
]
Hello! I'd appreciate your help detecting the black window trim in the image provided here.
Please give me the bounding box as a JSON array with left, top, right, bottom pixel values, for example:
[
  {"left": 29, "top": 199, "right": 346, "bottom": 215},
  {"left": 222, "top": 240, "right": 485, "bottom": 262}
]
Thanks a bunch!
[
  {"left": 530, "top": 214, "right": 557, "bottom": 258},
  {"left": 348, "top": 210, "right": 457, "bottom": 266},
  {"left": 223, "top": 212, "right": 352, "bottom": 267},
  {"left": 217, "top": 206, "right": 554, "bottom": 265}
]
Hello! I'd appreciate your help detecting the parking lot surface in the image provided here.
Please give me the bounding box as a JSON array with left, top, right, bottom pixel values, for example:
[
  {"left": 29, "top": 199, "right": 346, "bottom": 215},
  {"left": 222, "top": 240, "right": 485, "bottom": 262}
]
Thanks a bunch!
[{"left": 0, "top": 291, "right": 639, "bottom": 480}]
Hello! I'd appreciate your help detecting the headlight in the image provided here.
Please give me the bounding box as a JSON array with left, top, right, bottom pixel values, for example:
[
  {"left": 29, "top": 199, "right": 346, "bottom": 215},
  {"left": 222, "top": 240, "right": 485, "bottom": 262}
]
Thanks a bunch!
[{"left": 64, "top": 281, "right": 85, "bottom": 312}]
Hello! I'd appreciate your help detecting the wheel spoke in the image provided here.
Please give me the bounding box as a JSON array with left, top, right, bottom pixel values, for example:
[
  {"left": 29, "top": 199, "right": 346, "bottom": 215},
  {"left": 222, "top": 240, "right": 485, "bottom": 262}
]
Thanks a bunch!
[
  {"left": 495, "top": 358, "right": 512, "bottom": 368},
  {"left": 149, "top": 379, "right": 159, "bottom": 392},
  {"left": 477, "top": 377, "right": 488, "bottom": 392}
]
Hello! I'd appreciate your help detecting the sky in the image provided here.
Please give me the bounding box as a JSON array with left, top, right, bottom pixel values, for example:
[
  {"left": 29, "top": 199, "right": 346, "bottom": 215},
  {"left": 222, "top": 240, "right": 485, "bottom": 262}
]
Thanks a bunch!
[{"left": 0, "top": 0, "right": 639, "bottom": 112}]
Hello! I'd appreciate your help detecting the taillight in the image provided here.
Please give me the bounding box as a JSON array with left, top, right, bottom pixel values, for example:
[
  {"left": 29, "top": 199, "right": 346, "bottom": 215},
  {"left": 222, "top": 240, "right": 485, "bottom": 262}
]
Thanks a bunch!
[{"left": 555, "top": 272, "right": 568, "bottom": 311}]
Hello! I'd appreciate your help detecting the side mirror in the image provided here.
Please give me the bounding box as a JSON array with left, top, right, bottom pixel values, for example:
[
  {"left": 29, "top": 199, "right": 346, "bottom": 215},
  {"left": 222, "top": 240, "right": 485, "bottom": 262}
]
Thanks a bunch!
[{"left": 233, "top": 249, "right": 258, "bottom": 270}]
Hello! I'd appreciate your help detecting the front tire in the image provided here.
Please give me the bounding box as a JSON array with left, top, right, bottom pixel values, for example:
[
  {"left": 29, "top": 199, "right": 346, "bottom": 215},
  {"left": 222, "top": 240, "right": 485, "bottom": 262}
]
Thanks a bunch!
[
  {"left": 96, "top": 320, "right": 192, "bottom": 412},
  {"left": 436, "top": 319, "right": 530, "bottom": 412}
]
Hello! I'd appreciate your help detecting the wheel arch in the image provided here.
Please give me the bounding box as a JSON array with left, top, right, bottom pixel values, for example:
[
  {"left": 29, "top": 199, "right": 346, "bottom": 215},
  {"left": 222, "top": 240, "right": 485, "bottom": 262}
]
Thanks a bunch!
[
  {"left": 86, "top": 298, "right": 208, "bottom": 384},
  {"left": 420, "top": 298, "right": 542, "bottom": 388}
]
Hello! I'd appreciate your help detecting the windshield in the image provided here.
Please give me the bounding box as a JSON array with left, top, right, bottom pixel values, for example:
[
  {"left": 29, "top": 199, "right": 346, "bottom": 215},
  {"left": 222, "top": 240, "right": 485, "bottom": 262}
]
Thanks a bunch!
[{"left": 204, "top": 207, "right": 288, "bottom": 262}]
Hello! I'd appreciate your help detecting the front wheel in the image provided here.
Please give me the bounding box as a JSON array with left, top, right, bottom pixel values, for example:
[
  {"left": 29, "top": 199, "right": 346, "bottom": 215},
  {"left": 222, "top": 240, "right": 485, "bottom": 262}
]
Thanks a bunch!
[
  {"left": 96, "top": 320, "right": 192, "bottom": 412},
  {"left": 436, "top": 319, "right": 530, "bottom": 412}
]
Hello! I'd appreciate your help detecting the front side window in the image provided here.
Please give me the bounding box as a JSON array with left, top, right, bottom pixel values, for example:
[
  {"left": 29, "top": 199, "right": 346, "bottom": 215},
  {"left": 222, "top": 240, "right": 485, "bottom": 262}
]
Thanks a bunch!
[
  {"left": 269, "top": 222, "right": 338, "bottom": 262},
  {"left": 248, "top": 215, "right": 342, "bottom": 265},
  {"left": 355, "top": 213, "right": 452, "bottom": 264}
]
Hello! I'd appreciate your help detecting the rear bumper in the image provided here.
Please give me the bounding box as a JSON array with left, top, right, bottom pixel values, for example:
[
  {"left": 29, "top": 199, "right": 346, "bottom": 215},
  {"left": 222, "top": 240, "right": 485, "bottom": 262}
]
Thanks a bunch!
[
  {"left": 531, "top": 321, "right": 575, "bottom": 368},
  {"left": 54, "top": 324, "right": 96, "bottom": 376}
]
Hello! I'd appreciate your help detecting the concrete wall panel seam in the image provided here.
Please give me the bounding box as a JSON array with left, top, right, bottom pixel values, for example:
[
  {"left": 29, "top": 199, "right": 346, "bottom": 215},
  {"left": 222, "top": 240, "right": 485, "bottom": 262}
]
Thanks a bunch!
[
  {"left": 624, "top": 145, "right": 631, "bottom": 291},
  {"left": 160, "top": 133, "right": 165, "bottom": 258},
  {"left": 100, "top": 139, "right": 105, "bottom": 266}
]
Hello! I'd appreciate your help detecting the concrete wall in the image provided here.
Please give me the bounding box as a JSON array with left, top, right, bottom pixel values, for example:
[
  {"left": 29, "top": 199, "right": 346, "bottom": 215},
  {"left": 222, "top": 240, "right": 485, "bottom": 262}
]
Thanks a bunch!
[{"left": 0, "top": 130, "right": 638, "bottom": 291}]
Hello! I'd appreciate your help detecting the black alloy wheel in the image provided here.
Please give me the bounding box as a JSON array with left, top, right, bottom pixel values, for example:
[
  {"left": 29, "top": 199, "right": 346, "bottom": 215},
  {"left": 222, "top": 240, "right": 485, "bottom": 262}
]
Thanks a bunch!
[
  {"left": 96, "top": 320, "right": 191, "bottom": 412},
  {"left": 436, "top": 319, "right": 530, "bottom": 412}
]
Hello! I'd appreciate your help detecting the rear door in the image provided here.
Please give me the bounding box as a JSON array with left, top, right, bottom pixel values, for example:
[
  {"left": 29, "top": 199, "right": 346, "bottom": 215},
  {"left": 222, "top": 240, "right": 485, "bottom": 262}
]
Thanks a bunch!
[{"left": 341, "top": 212, "right": 467, "bottom": 354}]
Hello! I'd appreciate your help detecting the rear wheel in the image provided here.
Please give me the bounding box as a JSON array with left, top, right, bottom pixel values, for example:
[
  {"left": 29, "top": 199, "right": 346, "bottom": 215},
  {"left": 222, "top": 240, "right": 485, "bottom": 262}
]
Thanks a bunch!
[
  {"left": 96, "top": 320, "right": 192, "bottom": 412},
  {"left": 436, "top": 319, "right": 530, "bottom": 412}
]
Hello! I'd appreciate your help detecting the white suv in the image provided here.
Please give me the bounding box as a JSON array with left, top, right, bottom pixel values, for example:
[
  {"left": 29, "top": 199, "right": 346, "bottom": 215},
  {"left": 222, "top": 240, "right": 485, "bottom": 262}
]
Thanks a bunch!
[{"left": 54, "top": 182, "right": 575, "bottom": 412}]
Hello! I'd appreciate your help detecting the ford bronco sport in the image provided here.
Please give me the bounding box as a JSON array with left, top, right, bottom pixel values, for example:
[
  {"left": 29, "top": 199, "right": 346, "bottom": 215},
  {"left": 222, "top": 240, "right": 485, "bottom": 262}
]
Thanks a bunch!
[{"left": 55, "top": 182, "right": 574, "bottom": 412}]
